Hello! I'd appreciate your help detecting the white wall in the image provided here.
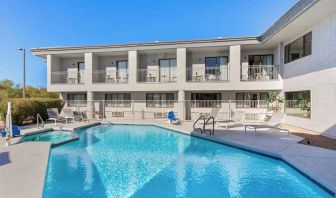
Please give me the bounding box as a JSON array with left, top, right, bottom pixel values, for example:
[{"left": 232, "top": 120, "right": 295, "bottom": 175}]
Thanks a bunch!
[{"left": 282, "top": 11, "right": 336, "bottom": 137}]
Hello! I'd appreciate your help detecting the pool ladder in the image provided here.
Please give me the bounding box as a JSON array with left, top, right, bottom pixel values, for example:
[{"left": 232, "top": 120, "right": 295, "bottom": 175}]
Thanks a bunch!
[
  {"left": 193, "top": 115, "right": 215, "bottom": 135},
  {"left": 37, "top": 113, "right": 44, "bottom": 129}
]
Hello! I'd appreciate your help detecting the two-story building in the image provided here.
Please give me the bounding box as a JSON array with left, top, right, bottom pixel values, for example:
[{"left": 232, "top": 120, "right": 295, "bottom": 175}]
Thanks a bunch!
[{"left": 31, "top": 0, "right": 336, "bottom": 137}]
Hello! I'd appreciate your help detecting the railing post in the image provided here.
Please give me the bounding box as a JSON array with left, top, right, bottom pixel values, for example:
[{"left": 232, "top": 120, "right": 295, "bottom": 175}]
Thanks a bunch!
[{"left": 229, "top": 100, "right": 232, "bottom": 120}]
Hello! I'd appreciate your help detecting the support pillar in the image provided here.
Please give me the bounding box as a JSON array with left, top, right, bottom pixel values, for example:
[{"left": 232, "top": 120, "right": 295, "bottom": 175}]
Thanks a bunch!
[{"left": 178, "top": 90, "right": 185, "bottom": 120}]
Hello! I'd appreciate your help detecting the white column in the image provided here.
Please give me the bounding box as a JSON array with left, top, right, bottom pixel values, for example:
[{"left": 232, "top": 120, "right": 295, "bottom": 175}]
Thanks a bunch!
[
  {"left": 87, "top": 91, "right": 94, "bottom": 118},
  {"left": 46, "top": 55, "right": 52, "bottom": 87},
  {"left": 178, "top": 90, "right": 185, "bottom": 120},
  {"left": 177, "top": 48, "right": 187, "bottom": 84},
  {"left": 229, "top": 45, "right": 241, "bottom": 83},
  {"left": 84, "top": 53, "right": 93, "bottom": 86},
  {"left": 128, "top": 50, "right": 138, "bottom": 86},
  {"left": 275, "top": 42, "right": 284, "bottom": 81}
]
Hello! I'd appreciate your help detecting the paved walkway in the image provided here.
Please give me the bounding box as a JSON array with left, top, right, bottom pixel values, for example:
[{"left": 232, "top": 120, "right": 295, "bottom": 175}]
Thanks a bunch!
[{"left": 0, "top": 119, "right": 335, "bottom": 197}]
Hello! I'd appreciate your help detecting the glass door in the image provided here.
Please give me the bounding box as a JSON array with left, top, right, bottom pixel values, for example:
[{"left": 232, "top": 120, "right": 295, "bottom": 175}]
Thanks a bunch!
[
  {"left": 159, "top": 59, "right": 176, "bottom": 82},
  {"left": 77, "top": 62, "right": 85, "bottom": 83},
  {"left": 117, "top": 60, "right": 128, "bottom": 82}
]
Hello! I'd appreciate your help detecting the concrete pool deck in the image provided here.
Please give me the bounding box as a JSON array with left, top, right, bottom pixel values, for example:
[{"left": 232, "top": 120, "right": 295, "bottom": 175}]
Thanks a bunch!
[{"left": 0, "top": 120, "right": 335, "bottom": 197}]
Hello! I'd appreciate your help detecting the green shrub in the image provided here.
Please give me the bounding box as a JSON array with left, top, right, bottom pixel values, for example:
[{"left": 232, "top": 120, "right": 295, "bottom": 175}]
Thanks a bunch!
[{"left": 0, "top": 98, "right": 64, "bottom": 125}]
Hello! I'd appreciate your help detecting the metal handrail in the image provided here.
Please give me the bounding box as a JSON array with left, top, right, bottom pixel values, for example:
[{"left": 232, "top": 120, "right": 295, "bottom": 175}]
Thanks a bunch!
[
  {"left": 37, "top": 113, "right": 44, "bottom": 129},
  {"left": 193, "top": 115, "right": 205, "bottom": 133},
  {"left": 204, "top": 116, "right": 215, "bottom": 135}
]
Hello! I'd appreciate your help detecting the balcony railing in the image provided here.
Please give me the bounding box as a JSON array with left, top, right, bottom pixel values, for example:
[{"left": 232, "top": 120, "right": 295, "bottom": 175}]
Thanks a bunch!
[
  {"left": 51, "top": 71, "right": 85, "bottom": 84},
  {"left": 137, "top": 67, "right": 177, "bottom": 83},
  {"left": 285, "top": 100, "right": 311, "bottom": 118},
  {"left": 92, "top": 70, "right": 128, "bottom": 83},
  {"left": 105, "top": 100, "right": 131, "bottom": 107},
  {"left": 240, "top": 65, "right": 278, "bottom": 81},
  {"left": 60, "top": 99, "right": 272, "bottom": 121},
  {"left": 186, "top": 66, "right": 229, "bottom": 82},
  {"left": 235, "top": 100, "right": 267, "bottom": 108}
]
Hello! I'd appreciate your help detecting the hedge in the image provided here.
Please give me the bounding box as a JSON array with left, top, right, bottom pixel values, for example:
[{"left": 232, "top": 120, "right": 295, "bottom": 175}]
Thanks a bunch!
[{"left": 0, "top": 98, "right": 64, "bottom": 125}]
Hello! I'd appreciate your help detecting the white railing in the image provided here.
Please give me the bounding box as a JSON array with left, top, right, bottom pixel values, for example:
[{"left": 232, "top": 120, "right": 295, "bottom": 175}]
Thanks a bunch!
[
  {"left": 60, "top": 99, "right": 276, "bottom": 121},
  {"left": 235, "top": 100, "right": 267, "bottom": 108},
  {"left": 137, "top": 67, "right": 177, "bottom": 82},
  {"left": 92, "top": 69, "right": 128, "bottom": 83},
  {"left": 51, "top": 71, "right": 85, "bottom": 84},
  {"left": 186, "top": 66, "right": 229, "bottom": 82},
  {"left": 285, "top": 100, "right": 311, "bottom": 118},
  {"left": 240, "top": 65, "right": 278, "bottom": 81}
]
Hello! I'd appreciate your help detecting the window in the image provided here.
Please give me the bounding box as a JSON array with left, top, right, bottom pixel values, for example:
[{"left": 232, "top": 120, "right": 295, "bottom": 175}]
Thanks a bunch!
[
  {"left": 159, "top": 59, "right": 177, "bottom": 82},
  {"left": 205, "top": 56, "right": 228, "bottom": 76},
  {"left": 248, "top": 55, "right": 273, "bottom": 65},
  {"left": 67, "top": 93, "right": 87, "bottom": 107},
  {"left": 105, "top": 93, "right": 131, "bottom": 107},
  {"left": 285, "top": 32, "right": 312, "bottom": 63},
  {"left": 285, "top": 90, "right": 311, "bottom": 118},
  {"left": 78, "top": 62, "right": 85, "bottom": 83},
  {"left": 191, "top": 93, "right": 221, "bottom": 108},
  {"left": 116, "top": 61, "right": 128, "bottom": 83},
  {"left": 146, "top": 93, "right": 174, "bottom": 108},
  {"left": 236, "top": 92, "right": 268, "bottom": 108}
]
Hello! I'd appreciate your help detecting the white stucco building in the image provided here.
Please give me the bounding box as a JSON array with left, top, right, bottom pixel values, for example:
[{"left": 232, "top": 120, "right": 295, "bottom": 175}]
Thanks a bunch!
[{"left": 31, "top": 0, "right": 336, "bottom": 137}]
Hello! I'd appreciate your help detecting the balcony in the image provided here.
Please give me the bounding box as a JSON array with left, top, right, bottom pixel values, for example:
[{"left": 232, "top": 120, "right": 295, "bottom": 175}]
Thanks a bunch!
[
  {"left": 240, "top": 65, "right": 278, "bottom": 81},
  {"left": 51, "top": 70, "right": 85, "bottom": 84},
  {"left": 93, "top": 69, "right": 128, "bottom": 83},
  {"left": 137, "top": 67, "right": 177, "bottom": 83},
  {"left": 186, "top": 66, "right": 229, "bottom": 82}
]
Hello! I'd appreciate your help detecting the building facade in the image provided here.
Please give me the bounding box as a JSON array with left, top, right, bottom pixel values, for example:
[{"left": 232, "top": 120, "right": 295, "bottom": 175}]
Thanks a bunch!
[{"left": 31, "top": 0, "right": 336, "bottom": 137}]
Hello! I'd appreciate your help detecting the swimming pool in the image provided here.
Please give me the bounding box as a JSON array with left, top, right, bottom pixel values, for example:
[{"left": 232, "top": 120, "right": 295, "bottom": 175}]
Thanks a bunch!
[
  {"left": 43, "top": 124, "right": 332, "bottom": 198},
  {"left": 20, "top": 130, "right": 74, "bottom": 145}
]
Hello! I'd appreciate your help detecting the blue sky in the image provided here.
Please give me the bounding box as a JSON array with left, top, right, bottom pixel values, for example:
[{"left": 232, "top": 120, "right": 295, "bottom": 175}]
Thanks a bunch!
[{"left": 0, "top": 0, "right": 297, "bottom": 87}]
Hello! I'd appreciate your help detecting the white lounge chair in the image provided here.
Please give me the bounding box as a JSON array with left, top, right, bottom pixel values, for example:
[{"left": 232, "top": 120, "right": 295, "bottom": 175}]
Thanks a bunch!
[
  {"left": 62, "top": 109, "right": 76, "bottom": 124},
  {"left": 47, "top": 108, "right": 66, "bottom": 125},
  {"left": 244, "top": 113, "right": 289, "bottom": 135},
  {"left": 216, "top": 111, "right": 245, "bottom": 129}
]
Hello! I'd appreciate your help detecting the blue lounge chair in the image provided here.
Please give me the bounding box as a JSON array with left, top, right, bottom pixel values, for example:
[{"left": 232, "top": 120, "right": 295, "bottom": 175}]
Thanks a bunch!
[{"left": 167, "top": 111, "right": 181, "bottom": 124}]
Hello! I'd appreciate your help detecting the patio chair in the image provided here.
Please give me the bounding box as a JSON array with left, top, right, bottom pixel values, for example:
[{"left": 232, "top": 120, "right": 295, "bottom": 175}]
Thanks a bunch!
[
  {"left": 67, "top": 68, "right": 78, "bottom": 84},
  {"left": 244, "top": 113, "right": 289, "bottom": 135},
  {"left": 167, "top": 111, "right": 181, "bottom": 125},
  {"left": 216, "top": 111, "right": 245, "bottom": 129},
  {"left": 61, "top": 109, "right": 75, "bottom": 124},
  {"left": 47, "top": 108, "right": 66, "bottom": 125},
  {"left": 106, "top": 67, "right": 116, "bottom": 83}
]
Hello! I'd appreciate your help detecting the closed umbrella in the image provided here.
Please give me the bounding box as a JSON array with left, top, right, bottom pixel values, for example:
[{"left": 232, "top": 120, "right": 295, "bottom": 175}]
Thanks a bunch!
[{"left": 5, "top": 102, "right": 13, "bottom": 146}]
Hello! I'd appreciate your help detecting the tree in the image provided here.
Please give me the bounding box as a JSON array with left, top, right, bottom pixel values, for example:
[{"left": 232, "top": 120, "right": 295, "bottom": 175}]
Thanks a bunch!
[
  {"left": 0, "top": 79, "right": 59, "bottom": 101},
  {"left": 264, "top": 91, "right": 283, "bottom": 112}
]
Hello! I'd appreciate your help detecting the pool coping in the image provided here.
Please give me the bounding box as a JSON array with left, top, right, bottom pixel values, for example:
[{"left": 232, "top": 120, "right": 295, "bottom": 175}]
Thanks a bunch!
[
  {"left": 103, "top": 122, "right": 336, "bottom": 196},
  {"left": 4, "top": 121, "right": 335, "bottom": 197}
]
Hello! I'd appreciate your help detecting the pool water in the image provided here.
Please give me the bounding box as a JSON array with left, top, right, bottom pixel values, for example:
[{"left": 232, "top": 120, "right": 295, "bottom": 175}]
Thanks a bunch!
[
  {"left": 21, "top": 130, "right": 73, "bottom": 145},
  {"left": 43, "top": 124, "right": 332, "bottom": 198}
]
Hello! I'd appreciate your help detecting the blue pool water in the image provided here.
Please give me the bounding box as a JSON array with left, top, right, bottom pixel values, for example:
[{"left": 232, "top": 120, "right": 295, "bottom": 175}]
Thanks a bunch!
[
  {"left": 20, "top": 130, "right": 73, "bottom": 145},
  {"left": 44, "top": 124, "right": 332, "bottom": 198}
]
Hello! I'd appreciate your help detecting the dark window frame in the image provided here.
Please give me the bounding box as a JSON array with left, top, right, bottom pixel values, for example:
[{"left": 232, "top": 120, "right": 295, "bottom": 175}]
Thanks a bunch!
[
  {"left": 285, "top": 90, "right": 311, "bottom": 118},
  {"left": 146, "top": 93, "right": 175, "bottom": 108},
  {"left": 67, "top": 93, "right": 87, "bottom": 107},
  {"left": 284, "top": 32, "right": 312, "bottom": 64},
  {"left": 235, "top": 92, "right": 268, "bottom": 108},
  {"left": 248, "top": 54, "right": 274, "bottom": 65},
  {"left": 105, "top": 93, "right": 131, "bottom": 107}
]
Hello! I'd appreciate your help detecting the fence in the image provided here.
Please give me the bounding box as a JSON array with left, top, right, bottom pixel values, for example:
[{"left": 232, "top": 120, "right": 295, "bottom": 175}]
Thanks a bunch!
[
  {"left": 61, "top": 100, "right": 275, "bottom": 122},
  {"left": 92, "top": 70, "right": 128, "bottom": 83},
  {"left": 285, "top": 100, "right": 311, "bottom": 118},
  {"left": 186, "top": 66, "right": 229, "bottom": 82},
  {"left": 240, "top": 65, "right": 278, "bottom": 81}
]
